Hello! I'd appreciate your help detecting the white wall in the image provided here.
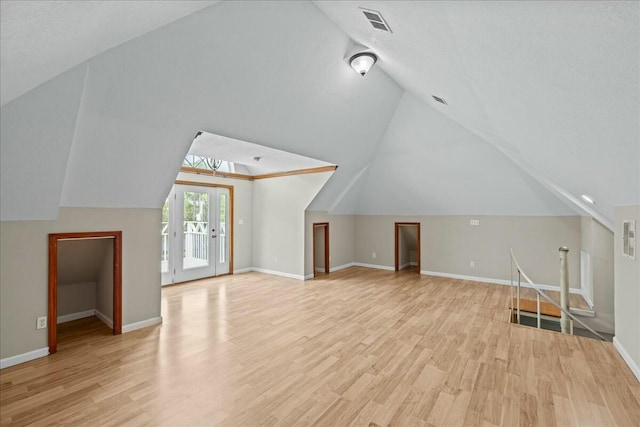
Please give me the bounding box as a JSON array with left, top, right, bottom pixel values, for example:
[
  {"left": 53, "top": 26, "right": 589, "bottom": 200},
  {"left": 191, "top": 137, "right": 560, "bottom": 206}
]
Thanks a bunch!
[
  {"left": 0, "top": 65, "right": 87, "bottom": 220},
  {"left": 614, "top": 205, "right": 640, "bottom": 380},
  {"left": 253, "top": 173, "right": 332, "bottom": 279},
  {"left": 0, "top": 207, "right": 160, "bottom": 360},
  {"left": 580, "top": 216, "right": 615, "bottom": 333},
  {"left": 352, "top": 92, "right": 582, "bottom": 217},
  {"left": 54, "top": 1, "right": 401, "bottom": 215}
]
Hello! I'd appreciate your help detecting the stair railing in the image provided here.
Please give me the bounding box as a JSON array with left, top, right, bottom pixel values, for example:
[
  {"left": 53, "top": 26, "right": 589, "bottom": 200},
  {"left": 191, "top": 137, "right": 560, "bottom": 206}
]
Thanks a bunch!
[{"left": 510, "top": 247, "right": 607, "bottom": 341}]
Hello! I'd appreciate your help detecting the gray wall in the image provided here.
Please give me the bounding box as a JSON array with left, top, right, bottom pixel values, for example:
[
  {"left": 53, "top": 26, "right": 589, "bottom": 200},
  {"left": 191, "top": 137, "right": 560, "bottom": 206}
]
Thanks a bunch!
[
  {"left": 398, "top": 226, "right": 418, "bottom": 269},
  {"left": 355, "top": 215, "right": 582, "bottom": 287},
  {"left": 314, "top": 227, "right": 326, "bottom": 271},
  {"left": 57, "top": 238, "right": 112, "bottom": 319},
  {"left": 57, "top": 282, "right": 96, "bottom": 317},
  {"left": 304, "top": 212, "right": 355, "bottom": 276},
  {"left": 614, "top": 205, "right": 640, "bottom": 376},
  {"left": 0, "top": 207, "right": 160, "bottom": 359},
  {"left": 96, "top": 241, "right": 114, "bottom": 321}
]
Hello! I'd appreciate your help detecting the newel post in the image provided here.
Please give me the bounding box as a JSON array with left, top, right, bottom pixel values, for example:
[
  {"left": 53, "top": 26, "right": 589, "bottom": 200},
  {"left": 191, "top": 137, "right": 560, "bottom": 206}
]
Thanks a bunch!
[{"left": 559, "top": 246, "right": 570, "bottom": 334}]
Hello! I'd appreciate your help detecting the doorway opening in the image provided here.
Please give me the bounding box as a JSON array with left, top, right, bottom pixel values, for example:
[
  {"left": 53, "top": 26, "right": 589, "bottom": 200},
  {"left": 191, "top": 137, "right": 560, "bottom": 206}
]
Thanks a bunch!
[
  {"left": 395, "top": 222, "right": 420, "bottom": 273},
  {"left": 313, "top": 222, "right": 330, "bottom": 278},
  {"left": 48, "top": 231, "right": 122, "bottom": 354},
  {"left": 162, "top": 181, "right": 234, "bottom": 285}
]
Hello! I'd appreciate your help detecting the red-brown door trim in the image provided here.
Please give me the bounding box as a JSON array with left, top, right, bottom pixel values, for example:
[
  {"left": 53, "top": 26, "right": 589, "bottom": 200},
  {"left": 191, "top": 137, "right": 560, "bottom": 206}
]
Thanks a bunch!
[{"left": 48, "top": 231, "right": 123, "bottom": 354}]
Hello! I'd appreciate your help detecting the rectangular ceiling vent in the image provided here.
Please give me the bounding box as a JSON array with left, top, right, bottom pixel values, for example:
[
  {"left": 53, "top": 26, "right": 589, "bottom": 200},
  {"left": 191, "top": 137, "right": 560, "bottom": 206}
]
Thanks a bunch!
[
  {"left": 432, "top": 95, "right": 448, "bottom": 105},
  {"left": 360, "top": 8, "right": 392, "bottom": 33}
]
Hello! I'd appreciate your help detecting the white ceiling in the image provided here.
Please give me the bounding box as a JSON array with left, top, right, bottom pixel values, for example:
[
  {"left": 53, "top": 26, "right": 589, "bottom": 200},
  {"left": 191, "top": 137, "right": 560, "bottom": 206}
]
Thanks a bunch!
[
  {"left": 314, "top": 0, "right": 640, "bottom": 223},
  {"left": 1, "top": 1, "right": 638, "bottom": 225},
  {"left": 189, "top": 132, "right": 334, "bottom": 175},
  {"left": 0, "top": 0, "right": 218, "bottom": 105}
]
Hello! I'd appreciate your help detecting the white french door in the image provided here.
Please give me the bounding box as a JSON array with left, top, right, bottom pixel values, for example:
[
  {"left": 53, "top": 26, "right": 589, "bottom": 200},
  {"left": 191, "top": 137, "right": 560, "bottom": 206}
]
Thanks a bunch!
[{"left": 162, "top": 184, "right": 230, "bottom": 285}]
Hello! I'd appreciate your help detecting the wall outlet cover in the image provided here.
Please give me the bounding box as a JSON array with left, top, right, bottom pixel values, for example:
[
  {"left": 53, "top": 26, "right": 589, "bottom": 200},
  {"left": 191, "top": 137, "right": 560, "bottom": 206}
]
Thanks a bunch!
[{"left": 36, "top": 316, "right": 47, "bottom": 329}]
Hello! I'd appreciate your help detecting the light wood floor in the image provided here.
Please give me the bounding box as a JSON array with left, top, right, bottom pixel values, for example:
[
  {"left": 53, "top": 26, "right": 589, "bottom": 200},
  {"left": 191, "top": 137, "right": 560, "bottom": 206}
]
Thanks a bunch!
[{"left": 1, "top": 267, "right": 639, "bottom": 426}]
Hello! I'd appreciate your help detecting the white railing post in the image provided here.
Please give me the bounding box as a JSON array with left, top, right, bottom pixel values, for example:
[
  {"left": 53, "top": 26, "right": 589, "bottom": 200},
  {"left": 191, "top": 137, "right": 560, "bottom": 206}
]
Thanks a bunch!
[
  {"left": 537, "top": 293, "right": 541, "bottom": 329},
  {"left": 517, "top": 270, "right": 521, "bottom": 324},
  {"left": 559, "top": 246, "right": 570, "bottom": 334}
]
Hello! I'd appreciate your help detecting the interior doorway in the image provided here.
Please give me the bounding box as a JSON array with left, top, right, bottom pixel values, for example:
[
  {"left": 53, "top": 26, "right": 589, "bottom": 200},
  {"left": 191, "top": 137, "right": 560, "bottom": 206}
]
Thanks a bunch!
[
  {"left": 395, "top": 222, "right": 421, "bottom": 272},
  {"left": 48, "top": 231, "right": 122, "bottom": 354},
  {"left": 313, "top": 222, "right": 330, "bottom": 278}
]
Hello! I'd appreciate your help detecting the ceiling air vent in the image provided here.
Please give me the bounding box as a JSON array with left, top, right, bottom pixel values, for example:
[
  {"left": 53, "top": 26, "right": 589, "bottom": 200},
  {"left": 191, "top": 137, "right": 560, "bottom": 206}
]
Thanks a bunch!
[
  {"left": 432, "top": 95, "right": 448, "bottom": 105},
  {"left": 361, "top": 8, "right": 392, "bottom": 33}
]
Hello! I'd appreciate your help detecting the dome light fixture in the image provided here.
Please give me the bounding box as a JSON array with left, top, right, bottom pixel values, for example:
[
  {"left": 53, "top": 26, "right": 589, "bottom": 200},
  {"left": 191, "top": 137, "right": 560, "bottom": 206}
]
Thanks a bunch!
[{"left": 349, "top": 52, "right": 377, "bottom": 76}]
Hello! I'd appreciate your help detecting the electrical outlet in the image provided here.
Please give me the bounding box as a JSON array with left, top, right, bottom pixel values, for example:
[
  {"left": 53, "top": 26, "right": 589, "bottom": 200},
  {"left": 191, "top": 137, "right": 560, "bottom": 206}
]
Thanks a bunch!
[
  {"left": 470, "top": 219, "right": 480, "bottom": 226},
  {"left": 36, "top": 316, "right": 47, "bottom": 330},
  {"left": 238, "top": 219, "right": 244, "bottom": 225},
  {"left": 470, "top": 261, "right": 475, "bottom": 268},
  {"left": 275, "top": 257, "right": 278, "bottom": 264},
  {"left": 372, "top": 252, "right": 377, "bottom": 259}
]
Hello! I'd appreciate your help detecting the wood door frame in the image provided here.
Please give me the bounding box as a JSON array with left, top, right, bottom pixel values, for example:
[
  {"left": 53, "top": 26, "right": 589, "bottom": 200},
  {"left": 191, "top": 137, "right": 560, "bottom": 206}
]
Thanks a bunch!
[
  {"left": 395, "top": 222, "right": 421, "bottom": 272},
  {"left": 48, "top": 231, "right": 122, "bottom": 354},
  {"left": 175, "top": 180, "right": 234, "bottom": 276},
  {"left": 313, "top": 222, "right": 330, "bottom": 278}
]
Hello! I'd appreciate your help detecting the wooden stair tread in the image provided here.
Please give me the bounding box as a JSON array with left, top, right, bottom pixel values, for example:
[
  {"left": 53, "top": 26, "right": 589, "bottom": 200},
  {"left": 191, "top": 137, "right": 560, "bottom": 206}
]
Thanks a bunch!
[{"left": 511, "top": 297, "right": 561, "bottom": 318}]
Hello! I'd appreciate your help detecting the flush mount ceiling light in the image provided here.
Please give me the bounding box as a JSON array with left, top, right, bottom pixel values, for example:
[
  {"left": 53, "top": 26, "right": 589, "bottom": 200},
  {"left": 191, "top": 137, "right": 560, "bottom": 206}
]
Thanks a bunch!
[
  {"left": 581, "top": 194, "right": 596, "bottom": 204},
  {"left": 349, "top": 52, "right": 377, "bottom": 76}
]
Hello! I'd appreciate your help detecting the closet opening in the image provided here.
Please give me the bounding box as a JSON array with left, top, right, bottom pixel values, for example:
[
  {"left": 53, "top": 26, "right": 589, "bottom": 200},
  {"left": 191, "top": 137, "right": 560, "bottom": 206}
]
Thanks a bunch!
[{"left": 48, "top": 231, "right": 122, "bottom": 354}]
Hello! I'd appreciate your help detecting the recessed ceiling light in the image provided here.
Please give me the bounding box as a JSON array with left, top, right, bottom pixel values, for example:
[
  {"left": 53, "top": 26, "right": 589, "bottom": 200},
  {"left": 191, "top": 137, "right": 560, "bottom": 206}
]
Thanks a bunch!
[{"left": 581, "top": 194, "right": 595, "bottom": 204}]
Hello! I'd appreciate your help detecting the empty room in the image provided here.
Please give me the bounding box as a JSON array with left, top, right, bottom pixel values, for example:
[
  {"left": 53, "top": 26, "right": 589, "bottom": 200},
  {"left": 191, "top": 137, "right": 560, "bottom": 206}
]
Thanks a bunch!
[{"left": 1, "top": 1, "right": 639, "bottom": 426}]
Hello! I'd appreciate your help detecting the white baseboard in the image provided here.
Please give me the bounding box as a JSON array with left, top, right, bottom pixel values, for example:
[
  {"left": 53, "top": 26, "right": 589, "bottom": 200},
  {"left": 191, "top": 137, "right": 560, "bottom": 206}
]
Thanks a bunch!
[
  {"left": 613, "top": 337, "right": 640, "bottom": 382},
  {"left": 122, "top": 316, "right": 163, "bottom": 333},
  {"left": 420, "top": 270, "right": 583, "bottom": 295},
  {"left": 330, "top": 263, "right": 355, "bottom": 273},
  {"left": 399, "top": 262, "right": 411, "bottom": 270},
  {"left": 353, "top": 262, "right": 394, "bottom": 271},
  {"left": 314, "top": 267, "right": 326, "bottom": 272},
  {"left": 57, "top": 309, "right": 95, "bottom": 324},
  {"left": 233, "top": 267, "right": 252, "bottom": 274},
  {"left": 95, "top": 310, "right": 113, "bottom": 329},
  {"left": 251, "top": 267, "right": 306, "bottom": 281},
  {"left": 0, "top": 347, "right": 49, "bottom": 370}
]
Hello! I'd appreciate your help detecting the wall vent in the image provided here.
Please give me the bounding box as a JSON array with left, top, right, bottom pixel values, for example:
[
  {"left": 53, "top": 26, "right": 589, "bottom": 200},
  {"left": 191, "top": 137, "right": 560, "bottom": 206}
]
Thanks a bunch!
[
  {"left": 432, "top": 95, "right": 448, "bottom": 105},
  {"left": 360, "top": 8, "right": 392, "bottom": 33}
]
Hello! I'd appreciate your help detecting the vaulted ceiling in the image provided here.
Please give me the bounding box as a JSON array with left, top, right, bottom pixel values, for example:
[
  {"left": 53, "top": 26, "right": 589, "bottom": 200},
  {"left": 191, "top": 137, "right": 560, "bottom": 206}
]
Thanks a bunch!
[{"left": 1, "top": 1, "right": 638, "bottom": 228}]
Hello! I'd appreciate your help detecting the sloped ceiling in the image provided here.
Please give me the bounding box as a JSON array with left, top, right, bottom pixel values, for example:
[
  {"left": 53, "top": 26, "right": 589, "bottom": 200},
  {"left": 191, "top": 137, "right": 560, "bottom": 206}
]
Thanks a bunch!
[
  {"left": 1, "top": 1, "right": 638, "bottom": 225},
  {"left": 0, "top": 0, "right": 218, "bottom": 105},
  {"left": 189, "top": 132, "right": 334, "bottom": 176},
  {"left": 315, "top": 0, "right": 640, "bottom": 224}
]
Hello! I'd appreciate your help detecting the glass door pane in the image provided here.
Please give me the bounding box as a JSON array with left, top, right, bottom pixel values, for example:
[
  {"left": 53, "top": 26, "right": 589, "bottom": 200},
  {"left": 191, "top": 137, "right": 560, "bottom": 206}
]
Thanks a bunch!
[
  {"left": 215, "top": 188, "right": 230, "bottom": 275},
  {"left": 183, "top": 191, "right": 209, "bottom": 270},
  {"left": 161, "top": 198, "right": 170, "bottom": 273},
  {"left": 219, "top": 193, "right": 226, "bottom": 265}
]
